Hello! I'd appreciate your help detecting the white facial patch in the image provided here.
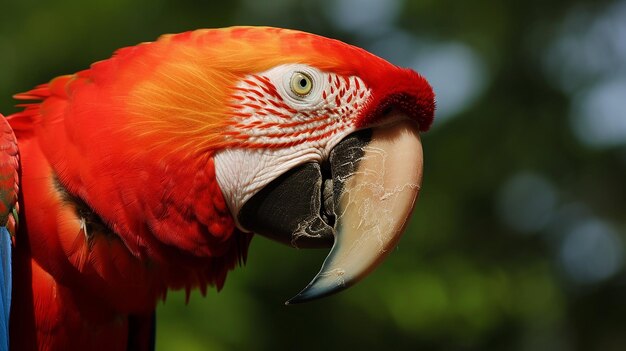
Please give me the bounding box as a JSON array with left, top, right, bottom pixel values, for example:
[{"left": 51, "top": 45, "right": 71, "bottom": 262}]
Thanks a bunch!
[{"left": 214, "top": 64, "right": 371, "bottom": 229}]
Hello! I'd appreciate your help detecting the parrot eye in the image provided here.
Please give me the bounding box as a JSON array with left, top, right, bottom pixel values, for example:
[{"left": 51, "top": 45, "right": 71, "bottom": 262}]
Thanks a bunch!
[{"left": 290, "top": 72, "right": 313, "bottom": 96}]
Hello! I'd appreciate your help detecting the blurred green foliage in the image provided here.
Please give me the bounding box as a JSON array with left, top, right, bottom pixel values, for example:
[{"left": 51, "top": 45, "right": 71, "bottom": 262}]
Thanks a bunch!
[{"left": 2, "top": 0, "right": 626, "bottom": 350}]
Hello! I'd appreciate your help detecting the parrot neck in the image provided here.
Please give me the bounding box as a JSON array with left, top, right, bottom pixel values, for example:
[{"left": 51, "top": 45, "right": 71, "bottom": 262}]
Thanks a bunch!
[
  {"left": 9, "top": 112, "right": 253, "bottom": 349},
  {"left": 73, "top": 153, "right": 252, "bottom": 295},
  {"left": 17, "top": 135, "right": 252, "bottom": 313}
]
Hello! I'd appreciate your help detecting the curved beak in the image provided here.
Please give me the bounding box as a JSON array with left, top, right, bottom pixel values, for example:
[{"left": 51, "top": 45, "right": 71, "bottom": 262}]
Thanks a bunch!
[{"left": 239, "top": 116, "right": 423, "bottom": 304}]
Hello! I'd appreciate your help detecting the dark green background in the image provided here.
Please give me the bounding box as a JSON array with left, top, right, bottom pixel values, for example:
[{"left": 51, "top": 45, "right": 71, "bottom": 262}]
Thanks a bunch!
[{"left": 2, "top": 0, "right": 626, "bottom": 350}]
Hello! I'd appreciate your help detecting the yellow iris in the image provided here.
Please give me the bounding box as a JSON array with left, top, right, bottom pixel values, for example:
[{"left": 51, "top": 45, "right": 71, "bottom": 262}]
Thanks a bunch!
[{"left": 290, "top": 72, "right": 313, "bottom": 96}]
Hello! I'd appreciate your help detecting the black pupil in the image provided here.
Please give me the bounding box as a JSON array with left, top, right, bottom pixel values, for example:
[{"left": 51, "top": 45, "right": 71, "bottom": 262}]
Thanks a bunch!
[{"left": 299, "top": 78, "right": 307, "bottom": 88}]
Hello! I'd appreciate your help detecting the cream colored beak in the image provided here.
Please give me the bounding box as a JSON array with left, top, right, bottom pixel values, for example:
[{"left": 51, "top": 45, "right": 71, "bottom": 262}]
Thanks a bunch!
[{"left": 286, "top": 118, "right": 423, "bottom": 304}]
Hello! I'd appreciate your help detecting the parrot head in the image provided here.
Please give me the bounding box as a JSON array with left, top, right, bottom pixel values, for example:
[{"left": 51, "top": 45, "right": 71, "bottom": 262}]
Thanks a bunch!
[{"left": 12, "top": 27, "right": 434, "bottom": 304}]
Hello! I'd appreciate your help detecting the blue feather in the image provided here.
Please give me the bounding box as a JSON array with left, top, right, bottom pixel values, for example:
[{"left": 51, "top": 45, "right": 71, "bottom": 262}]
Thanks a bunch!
[{"left": 0, "top": 227, "right": 11, "bottom": 351}]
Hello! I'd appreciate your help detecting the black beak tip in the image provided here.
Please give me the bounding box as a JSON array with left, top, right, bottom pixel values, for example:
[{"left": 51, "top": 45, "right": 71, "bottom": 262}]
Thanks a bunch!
[
  {"left": 284, "top": 290, "right": 320, "bottom": 306},
  {"left": 284, "top": 289, "right": 319, "bottom": 305},
  {"left": 284, "top": 276, "right": 351, "bottom": 305}
]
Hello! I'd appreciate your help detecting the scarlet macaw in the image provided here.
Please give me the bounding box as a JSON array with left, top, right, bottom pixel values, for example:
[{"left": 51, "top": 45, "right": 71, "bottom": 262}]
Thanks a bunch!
[{"left": 0, "top": 27, "right": 434, "bottom": 350}]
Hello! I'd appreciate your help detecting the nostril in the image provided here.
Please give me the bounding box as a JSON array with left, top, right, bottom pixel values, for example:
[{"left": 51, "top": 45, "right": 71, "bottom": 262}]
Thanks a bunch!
[{"left": 382, "top": 106, "right": 393, "bottom": 116}]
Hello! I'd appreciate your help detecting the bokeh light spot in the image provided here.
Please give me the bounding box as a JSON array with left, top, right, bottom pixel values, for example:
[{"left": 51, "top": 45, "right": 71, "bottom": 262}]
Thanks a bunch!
[
  {"left": 328, "top": 0, "right": 401, "bottom": 35},
  {"left": 411, "top": 42, "right": 488, "bottom": 124},
  {"left": 571, "top": 77, "right": 626, "bottom": 148},
  {"left": 559, "top": 219, "right": 624, "bottom": 284}
]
